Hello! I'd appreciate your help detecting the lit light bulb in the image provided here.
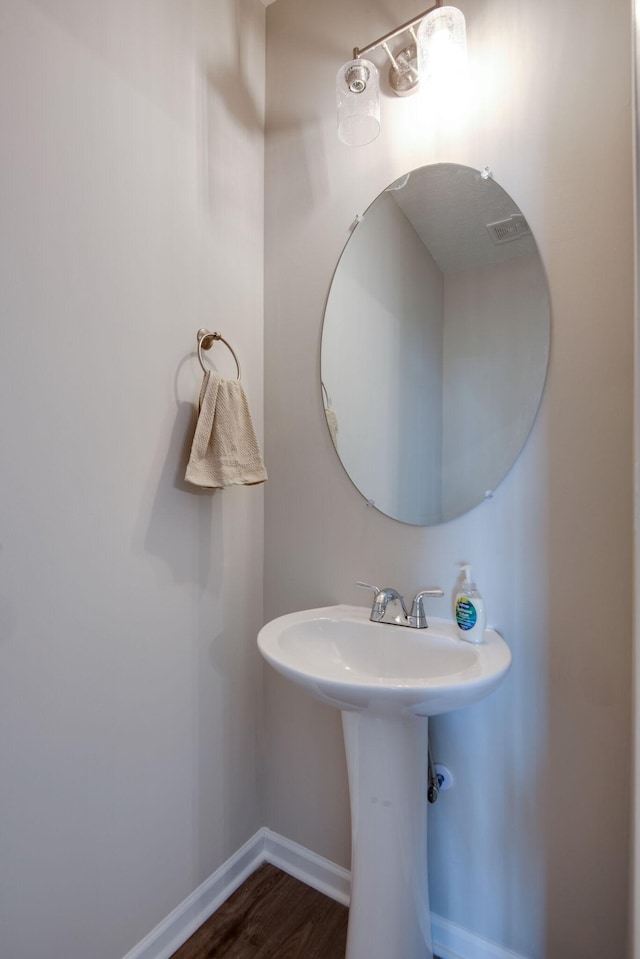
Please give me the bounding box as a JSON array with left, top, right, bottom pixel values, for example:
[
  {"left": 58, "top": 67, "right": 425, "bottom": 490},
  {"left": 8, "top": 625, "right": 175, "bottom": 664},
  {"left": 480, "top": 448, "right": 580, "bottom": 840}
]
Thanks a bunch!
[{"left": 417, "top": 6, "right": 468, "bottom": 94}]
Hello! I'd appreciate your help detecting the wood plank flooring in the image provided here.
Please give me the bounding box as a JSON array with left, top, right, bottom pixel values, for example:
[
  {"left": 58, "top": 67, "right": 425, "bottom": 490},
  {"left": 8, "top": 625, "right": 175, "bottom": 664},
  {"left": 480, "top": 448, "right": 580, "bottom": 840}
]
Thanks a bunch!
[{"left": 170, "top": 863, "right": 349, "bottom": 959}]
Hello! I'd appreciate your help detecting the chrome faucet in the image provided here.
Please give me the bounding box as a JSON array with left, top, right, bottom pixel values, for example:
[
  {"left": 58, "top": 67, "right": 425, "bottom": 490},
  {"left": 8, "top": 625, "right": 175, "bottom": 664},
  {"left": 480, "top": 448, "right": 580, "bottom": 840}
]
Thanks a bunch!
[{"left": 356, "top": 582, "right": 444, "bottom": 629}]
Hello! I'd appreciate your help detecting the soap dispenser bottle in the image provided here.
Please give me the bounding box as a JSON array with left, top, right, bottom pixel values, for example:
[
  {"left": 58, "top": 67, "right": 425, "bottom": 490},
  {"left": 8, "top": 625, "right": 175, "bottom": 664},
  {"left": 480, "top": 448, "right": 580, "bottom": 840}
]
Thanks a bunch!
[{"left": 454, "top": 564, "right": 486, "bottom": 643}]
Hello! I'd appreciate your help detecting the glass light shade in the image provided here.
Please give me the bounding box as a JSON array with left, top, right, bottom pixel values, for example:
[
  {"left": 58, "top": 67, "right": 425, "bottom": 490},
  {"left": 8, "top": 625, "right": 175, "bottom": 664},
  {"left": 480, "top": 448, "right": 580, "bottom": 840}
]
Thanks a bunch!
[
  {"left": 336, "top": 58, "right": 380, "bottom": 146},
  {"left": 417, "top": 6, "right": 467, "bottom": 87}
]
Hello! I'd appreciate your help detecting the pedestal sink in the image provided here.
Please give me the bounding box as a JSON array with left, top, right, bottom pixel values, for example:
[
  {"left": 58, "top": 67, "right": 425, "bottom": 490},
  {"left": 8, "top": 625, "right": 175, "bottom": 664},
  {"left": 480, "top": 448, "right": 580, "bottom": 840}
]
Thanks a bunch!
[{"left": 258, "top": 604, "right": 511, "bottom": 959}]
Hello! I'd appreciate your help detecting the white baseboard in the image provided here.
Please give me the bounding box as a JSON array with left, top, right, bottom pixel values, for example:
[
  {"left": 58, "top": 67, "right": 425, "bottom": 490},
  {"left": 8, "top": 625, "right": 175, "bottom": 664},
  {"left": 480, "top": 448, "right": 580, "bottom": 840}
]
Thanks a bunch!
[
  {"left": 121, "top": 830, "right": 265, "bottom": 959},
  {"left": 262, "top": 827, "right": 351, "bottom": 906},
  {"left": 431, "top": 914, "right": 529, "bottom": 959},
  {"left": 121, "top": 828, "right": 528, "bottom": 959}
]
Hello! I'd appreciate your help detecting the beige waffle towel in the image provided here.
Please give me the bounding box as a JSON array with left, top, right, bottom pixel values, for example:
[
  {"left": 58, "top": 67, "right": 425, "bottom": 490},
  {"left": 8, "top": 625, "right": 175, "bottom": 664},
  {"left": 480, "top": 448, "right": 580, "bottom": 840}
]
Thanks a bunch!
[{"left": 185, "top": 372, "right": 267, "bottom": 489}]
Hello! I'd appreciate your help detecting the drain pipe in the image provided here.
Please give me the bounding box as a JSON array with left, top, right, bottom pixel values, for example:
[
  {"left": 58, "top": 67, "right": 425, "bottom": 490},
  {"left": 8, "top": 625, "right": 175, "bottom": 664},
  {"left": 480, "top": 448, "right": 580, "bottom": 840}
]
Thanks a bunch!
[{"left": 427, "top": 740, "right": 444, "bottom": 803}]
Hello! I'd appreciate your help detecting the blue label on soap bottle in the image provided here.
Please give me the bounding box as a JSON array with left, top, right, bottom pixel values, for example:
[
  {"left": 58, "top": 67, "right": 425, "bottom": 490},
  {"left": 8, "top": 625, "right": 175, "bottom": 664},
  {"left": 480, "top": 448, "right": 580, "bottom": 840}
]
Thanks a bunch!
[{"left": 456, "top": 597, "right": 477, "bottom": 631}]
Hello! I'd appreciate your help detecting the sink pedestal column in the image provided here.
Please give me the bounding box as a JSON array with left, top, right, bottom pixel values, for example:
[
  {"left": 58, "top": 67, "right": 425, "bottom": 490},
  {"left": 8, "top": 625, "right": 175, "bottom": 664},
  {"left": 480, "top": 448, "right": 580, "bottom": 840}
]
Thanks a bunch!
[{"left": 341, "top": 710, "right": 432, "bottom": 959}]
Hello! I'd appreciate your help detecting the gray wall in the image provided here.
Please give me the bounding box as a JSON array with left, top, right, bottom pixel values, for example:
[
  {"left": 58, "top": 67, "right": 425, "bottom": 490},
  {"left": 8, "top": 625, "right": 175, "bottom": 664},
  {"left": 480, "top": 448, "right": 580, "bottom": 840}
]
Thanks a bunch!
[
  {"left": 0, "top": 2, "right": 265, "bottom": 958},
  {"left": 264, "top": 0, "right": 633, "bottom": 957}
]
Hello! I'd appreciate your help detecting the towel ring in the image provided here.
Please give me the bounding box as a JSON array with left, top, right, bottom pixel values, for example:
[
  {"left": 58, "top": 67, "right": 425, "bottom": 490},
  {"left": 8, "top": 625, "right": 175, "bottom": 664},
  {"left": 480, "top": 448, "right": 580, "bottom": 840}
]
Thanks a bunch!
[{"left": 197, "top": 328, "right": 241, "bottom": 380}]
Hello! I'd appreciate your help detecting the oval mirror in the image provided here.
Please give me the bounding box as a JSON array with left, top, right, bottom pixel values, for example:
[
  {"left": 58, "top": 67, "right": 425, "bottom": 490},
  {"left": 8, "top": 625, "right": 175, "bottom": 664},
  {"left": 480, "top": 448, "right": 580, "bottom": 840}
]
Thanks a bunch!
[{"left": 320, "top": 163, "right": 550, "bottom": 526}]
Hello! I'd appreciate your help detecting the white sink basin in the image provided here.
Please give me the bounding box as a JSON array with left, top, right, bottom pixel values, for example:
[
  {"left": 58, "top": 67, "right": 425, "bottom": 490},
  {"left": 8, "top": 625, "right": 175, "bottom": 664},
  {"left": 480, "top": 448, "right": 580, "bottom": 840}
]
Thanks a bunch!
[{"left": 258, "top": 603, "right": 511, "bottom": 716}]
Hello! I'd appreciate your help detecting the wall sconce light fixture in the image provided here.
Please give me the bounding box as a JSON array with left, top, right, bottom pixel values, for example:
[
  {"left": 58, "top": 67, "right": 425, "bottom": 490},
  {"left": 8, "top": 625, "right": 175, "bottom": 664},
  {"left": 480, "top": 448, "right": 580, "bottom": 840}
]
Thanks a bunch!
[{"left": 336, "top": 1, "right": 467, "bottom": 146}]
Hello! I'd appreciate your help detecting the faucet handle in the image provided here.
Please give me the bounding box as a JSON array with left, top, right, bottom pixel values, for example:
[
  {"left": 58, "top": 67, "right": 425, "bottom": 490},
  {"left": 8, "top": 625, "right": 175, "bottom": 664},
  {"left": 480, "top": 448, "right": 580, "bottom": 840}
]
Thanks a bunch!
[
  {"left": 409, "top": 587, "right": 444, "bottom": 629},
  {"left": 356, "top": 581, "right": 381, "bottom": 597},
  {"left": 356, "top": 582, "right": 387, "bottom": 623}
]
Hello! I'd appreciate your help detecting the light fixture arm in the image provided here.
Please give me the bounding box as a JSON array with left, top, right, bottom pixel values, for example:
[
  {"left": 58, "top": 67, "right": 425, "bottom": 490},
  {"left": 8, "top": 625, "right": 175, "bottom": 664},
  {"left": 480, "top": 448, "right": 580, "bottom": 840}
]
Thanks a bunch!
[{"left": 353, "top": 0, "right": 442, "bottom": 61}]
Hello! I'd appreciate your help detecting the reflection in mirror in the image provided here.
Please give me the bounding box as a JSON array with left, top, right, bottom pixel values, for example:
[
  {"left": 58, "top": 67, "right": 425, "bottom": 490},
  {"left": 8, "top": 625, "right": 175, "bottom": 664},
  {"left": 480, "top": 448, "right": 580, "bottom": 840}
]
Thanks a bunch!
[{"left": 321, "top": 163, "right": 550, "bottom": 526}]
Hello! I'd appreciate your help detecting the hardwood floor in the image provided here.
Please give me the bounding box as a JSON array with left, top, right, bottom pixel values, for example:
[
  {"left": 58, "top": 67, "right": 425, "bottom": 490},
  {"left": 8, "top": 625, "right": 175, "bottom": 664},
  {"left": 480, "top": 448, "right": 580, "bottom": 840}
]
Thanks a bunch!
[
  {"left": 170, "top": 862, "right": 443, "bottom": 959},
  {"left": 170, "top": 863, "right": 349, "bottom": 959}
]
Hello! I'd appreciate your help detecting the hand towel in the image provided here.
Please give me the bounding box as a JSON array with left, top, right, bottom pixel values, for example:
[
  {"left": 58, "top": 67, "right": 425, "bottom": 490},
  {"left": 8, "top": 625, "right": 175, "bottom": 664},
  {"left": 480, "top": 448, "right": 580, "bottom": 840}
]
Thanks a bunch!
[{"left": 185, "top": 371, "right": 267, "bottom": 489}]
